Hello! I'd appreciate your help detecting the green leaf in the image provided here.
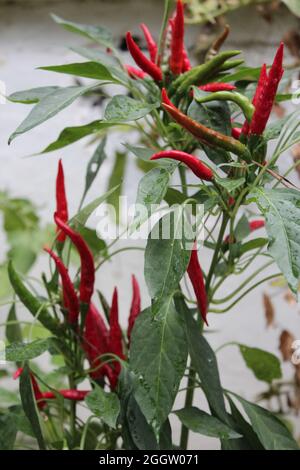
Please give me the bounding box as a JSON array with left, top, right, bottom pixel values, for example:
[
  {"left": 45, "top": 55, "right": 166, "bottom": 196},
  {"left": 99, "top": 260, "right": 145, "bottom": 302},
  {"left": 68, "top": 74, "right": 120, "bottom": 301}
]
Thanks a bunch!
[
  {"left": 106, "top": 152, "right": 127, "bottom": 225},
  {"left": 39, "top": 62, "right": 118, "bottom": 82},
  {"left": 239, "top": 238, "right": 267, "bottom": 255},
  {"left": 136, "top": 168, "right": 170, "bottom": 217},
  {"left": 125, "top": 395, "right": 158, "bottom": 450},
  {"left": 51, "top": 14, "right": 113, "bottom": 48},
  {"left": 175, "top": 407, "right": 241, "bottom": 439},
  {"left": 9, "top": 84, "right": 98, "bottom": 143},
  {"left": 251, "top": 188, "right": 300, "bottom": 294},
  {"left": 124, "top": 144, "right": 154, "bottom": 162},
  {"left": 234, "top": 214, "right": 250, "bottom": 242},
  {"left": 238, "top": 344, "right": 282, "bottom": 383},
  {"left": 144, "top": 211, "right": 192, "bottom": 301},
  {"left": 71, "top": 46, "right": 118, "bottom": 67},
  {"left": 85, "top": 385, "right": 120, "bottom": 429},
  {"left": 71, "top": 185, "right": 119, "bottom": 226},
  {"left": 282, "top": 0, "right": 300, "bottom": 16},
  {"left": 0, "top": 413, "right": 17, "bottom": 449},
  {"left": 215, "top": 176, "right": 245, "bottom": 193},
  {"left": 75, "top": 225, "right": 107, "bottom": 259},
  {"left": 6, "top": 338, "right": 51, "bottom": 362},
  {"left": 0, "top": 388, "right": 19, "bottom": 407},
  {"left": 229, "top": 392, "right": 299, "bottom": 450},
  {"left": 19, "top": 363, "right": 46, "bottom": 449},
  {"left": 104, "top": 95, "right": 158, "bottom": 122},
  {"left": 164, "top": 188, "right": 186, "bottom": 206},
  {"left": 263, "top": 111, "right": 300, "bottom": 142},
  {"left": 9, "top": 405, "right": 35, "bottom": 437},
  {"left": 130, "top": 300, "right": 188, "bottom": 434},
  {"left": 83, "top": 137, "right": 107, "bottom": 198},
  {"left": 178, "top": 297, "right": 229, "bottom": 424},
  {"left": 8, "top": 86, "right": 59, "bottom": 104},
  {"left": 6, "top": 304, "right": 22, "bottom": 344},
  {"left": 38, "top": 120, "right": 118, "bottom": 154}
]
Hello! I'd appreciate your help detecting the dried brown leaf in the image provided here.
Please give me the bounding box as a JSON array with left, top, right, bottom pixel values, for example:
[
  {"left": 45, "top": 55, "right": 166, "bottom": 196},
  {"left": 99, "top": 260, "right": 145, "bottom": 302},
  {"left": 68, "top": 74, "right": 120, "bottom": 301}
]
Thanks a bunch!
[
  {"left": 263, "top": 292, "right": 275, "bottom": 327},
  {"left": 279, "top": 330, "right": 296, "bottom": 361}
]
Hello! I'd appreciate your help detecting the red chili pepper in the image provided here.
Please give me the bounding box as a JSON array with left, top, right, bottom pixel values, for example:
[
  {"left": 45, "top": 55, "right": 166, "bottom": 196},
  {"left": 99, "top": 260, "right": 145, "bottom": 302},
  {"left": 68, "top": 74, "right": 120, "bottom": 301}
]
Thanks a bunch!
[
  {"left": 182, "top": 46, "right": 191, "bottom": 72},
  {"left": 249, "top": 219, "right": 265, "bottom": 231},
  {"left": 170, "top": 0, "right": 185, "bottom": 75},
  {"left": 187, "top": 243, "right": 208, "bottom": 325},
  {"left": 13, "top": 367, "right": 46, "bottom": 409},
  {"left": 241, "top": 63, "right": 268, "bottom": 136},
  {"left": 126, "top": 32, "right": 163, "bottom": 81},
  {"left": 140, "top": 23, "right": 158, "bottom": 63},
  {"left": 125, "top": 64, "right": 147, "bottom": 80},
  {"left": 151, "top": 150, "right": 214, "bottom": 181},
  {"left": 127, "top": 274, "right": 141, "bottom": 342},
  {"left": 109, "top": 288, "right": 124, "bottom": 389},
  {"left": 162, "top": 94, "right": 250, "bottom": 159},
  {"left": 84, "top": 302, "right": 110, "bottom": 380},
  {"left": 161, "top": 88, "right": 176, "bottom": 108},
  {"left": 199, "top": 83, "right": 236, "bottom": 92},
  {"left": 42, "top": 390, "right": 89, "bottom": 401},
  {"left": 56, "top": 159, "right": 68, "bottom": 243},
  {"left": 248, "top": 44, "right": 284, "bottom": 136},
  {"left": 44, "top": 246, "right": 79, "bottom": 324},
  {"left": 54, "top": 214, "right": 95, "bottom": 305},
  {"left": 231, "top": 127, "right": 242, "bottom": 139}
]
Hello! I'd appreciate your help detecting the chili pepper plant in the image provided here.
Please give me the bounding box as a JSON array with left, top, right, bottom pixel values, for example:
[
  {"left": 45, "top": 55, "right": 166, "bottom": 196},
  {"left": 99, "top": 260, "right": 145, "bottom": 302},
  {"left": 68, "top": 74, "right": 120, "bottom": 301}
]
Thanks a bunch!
[{"left": 2, "top": 0, "right": 300, "bottom": 450}]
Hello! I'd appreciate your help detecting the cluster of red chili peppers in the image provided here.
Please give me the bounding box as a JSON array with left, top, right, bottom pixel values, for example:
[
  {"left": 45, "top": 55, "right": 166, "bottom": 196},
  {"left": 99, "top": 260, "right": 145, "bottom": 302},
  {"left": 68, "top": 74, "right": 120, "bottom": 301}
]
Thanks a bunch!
[
  {"left": 14, "top": 160, "right": 141, "bottom": 407},
  {"left": 125, "top": 0, "right": 284, "bottom": 327}
]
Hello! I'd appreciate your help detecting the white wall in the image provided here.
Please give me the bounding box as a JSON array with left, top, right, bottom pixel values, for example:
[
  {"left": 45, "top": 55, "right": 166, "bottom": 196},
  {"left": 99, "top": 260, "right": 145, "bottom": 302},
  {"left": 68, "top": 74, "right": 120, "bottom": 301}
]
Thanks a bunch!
[{"left": 0, "top": 0, "right": 299, "bottom": 449}]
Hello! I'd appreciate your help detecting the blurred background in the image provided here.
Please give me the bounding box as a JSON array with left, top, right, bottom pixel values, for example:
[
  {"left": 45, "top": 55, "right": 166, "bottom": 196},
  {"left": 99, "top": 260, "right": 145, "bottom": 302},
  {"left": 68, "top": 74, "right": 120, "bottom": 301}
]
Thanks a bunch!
[{"left": 0, "top": 0, "right": 300, "bottom": 449}]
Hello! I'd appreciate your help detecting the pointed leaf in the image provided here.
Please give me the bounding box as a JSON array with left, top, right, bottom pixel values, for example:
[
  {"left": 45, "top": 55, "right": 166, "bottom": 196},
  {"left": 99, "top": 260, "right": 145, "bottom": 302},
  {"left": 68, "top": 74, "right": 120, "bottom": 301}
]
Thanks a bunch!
[
  {"left": 85, "top": 385, "right": 120, "bottom": 429},
  {"left": 39, "top": 62, "right": 118, "bottom": 82},
  {"left": 238, "top": 344, "right": 282, "bottom": 383},
  {"left": 104, "top": 95, "right": 158, "bottom": 122}
]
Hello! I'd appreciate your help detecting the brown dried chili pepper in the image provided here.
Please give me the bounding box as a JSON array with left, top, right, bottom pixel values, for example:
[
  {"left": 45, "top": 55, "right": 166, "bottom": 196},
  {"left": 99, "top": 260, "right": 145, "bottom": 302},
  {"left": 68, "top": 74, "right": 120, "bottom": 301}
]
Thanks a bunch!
[
  {"left": 54, "top": 214, "right": 95, "bottom": 306},
  {"left": 125, "top": 64, "right": 147, "bottom": 80},
  {"left": 44, "top": 246, "right": 79, "bottom": 325},
  {"left": 126, "top": 32, "right": 163, "bottom": 82},
  {"left": 56, "top": 159, "right": 68, "bottom": 243},
  {"left": 169, "top": 0, "right": 185, "bottom": 75},
  {"left": 187, "top": 243, "right": 208, "bottom": 325},
  {"left": 140, "top": 23, "right": 158, "bottom": 63},
  {"left": 151, "top": 150, "right": 214, "bottom": 181},
  {"left": 162, "top": 97, "right": 251, "bottom": 160},
  {"left": 127, "top": 274, "right": 141, "bottom": 342}
]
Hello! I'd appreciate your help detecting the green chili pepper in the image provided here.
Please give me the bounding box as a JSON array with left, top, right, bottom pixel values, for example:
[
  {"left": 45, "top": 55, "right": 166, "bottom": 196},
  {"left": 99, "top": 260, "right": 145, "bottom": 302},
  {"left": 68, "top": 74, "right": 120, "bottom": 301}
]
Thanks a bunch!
[
  {"left": 194, "top": 90, "right": 255, "bottom": 122},
  {"left": 8, "top": 261, "right": 62, "bottom": 336},
  {"left": 172, "top": 50, "right": 241, "bottom": 96},
  {"left": 217, "top": 59, "right": 244, "bottom": 72}
]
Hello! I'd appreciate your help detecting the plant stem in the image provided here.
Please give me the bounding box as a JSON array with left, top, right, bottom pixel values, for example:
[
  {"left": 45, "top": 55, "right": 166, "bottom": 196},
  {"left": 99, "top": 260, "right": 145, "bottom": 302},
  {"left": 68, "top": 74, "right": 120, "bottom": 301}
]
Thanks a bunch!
[
  {"left": 206, "top": 213, "right": 229, "bottom": 294},
  {"left": 179, "top": 367, "right": 196, "bottom": 449}
]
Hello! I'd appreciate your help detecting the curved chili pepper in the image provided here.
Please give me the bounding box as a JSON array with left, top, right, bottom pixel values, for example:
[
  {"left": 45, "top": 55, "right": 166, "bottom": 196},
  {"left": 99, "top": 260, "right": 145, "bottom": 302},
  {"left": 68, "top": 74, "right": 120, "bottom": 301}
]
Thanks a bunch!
[
  {"left": 161, "top": 88, "right": 175, "bottom": 108},
  {"left": 250, "top": 44, "right": 284, "bottom": 135},
  {"left": 56, "top": 159, "right": 68, "bottom": 243},
  {"left": 140, "top": 23, "right": 158, "bottom": 63},
  {"left": 151, "top": 150, "right": 214, "bottom": 181},
  {"left": 187, "top": 243, "right": 208, "bottom": 325},
  {"left": 54, "top": 214, "right": 95, "bottom": 305},
  {"left": 162, "top": 98, "right": 251, "bottom": 159},
  {"left": 109, "top": 288, "right": 124, "bottom": 389},
  {"left": 44, "top": 247, "right": 79, "bottom": 325},
  {"left": 13, "top": 367, "right": 46, "bottom": 409},
  {"left": 249, "top": 219, "right": 265, "bottom": 231},
  {"left": 127, "top": 274, "right": 141, "bottom": 342},
  {"left": 170, "top": 0, "right": 184, "bottom": 75},
  {"left": 8, "top": 261, "right": 61, "bottom": 335},
  {"left": 126, "top": 32, "right": 162, "bottom": 82},
  {"left": 84, "top": 302, "right": 110, "bottom": 380},
  {"left": 125, "top": 64, "right": 146, "bottom": 80},
  {"left": 195, "top": 90, "right": 254, "bottom": 122},
  {"left": 199, "top": 83, "right": 236, "bottom": 92}
]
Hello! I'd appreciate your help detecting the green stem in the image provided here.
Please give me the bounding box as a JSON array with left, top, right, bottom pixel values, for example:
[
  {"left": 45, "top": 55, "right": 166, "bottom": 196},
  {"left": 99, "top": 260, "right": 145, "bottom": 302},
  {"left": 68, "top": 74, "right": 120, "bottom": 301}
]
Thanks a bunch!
[
  {"left": 179, "top": 367, "right": 196, "bottom": 450},
  {"left": 206, "top": 213, "right": 229, "bottom": 294}
]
